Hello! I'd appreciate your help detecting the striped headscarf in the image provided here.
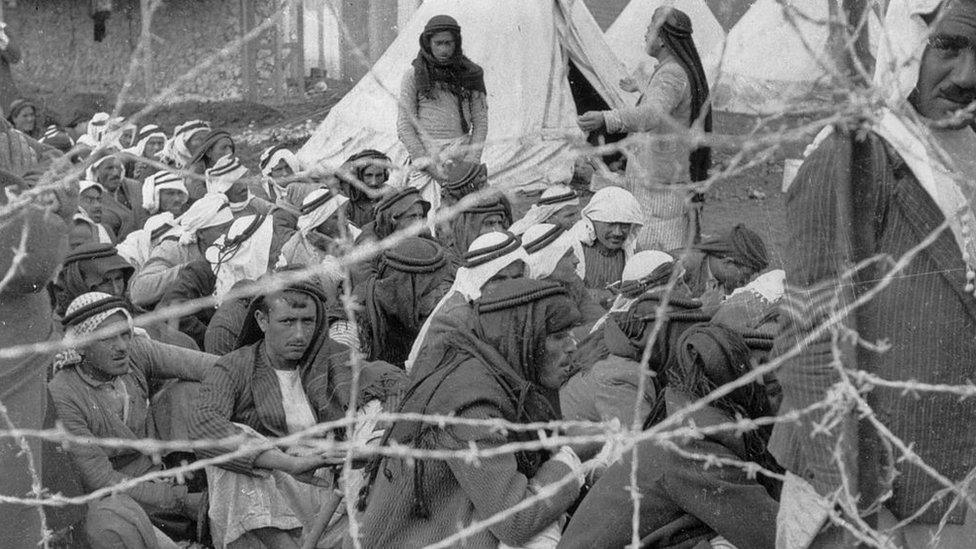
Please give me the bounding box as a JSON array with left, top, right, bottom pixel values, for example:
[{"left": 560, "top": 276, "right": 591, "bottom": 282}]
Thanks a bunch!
[
  {"left": 53, "top": 292, "right": 133, "bottom": 370},
  {"left": 259, "top": 144, "right": 302, "bottom": 177},
  {"left": 509, "top": 185, "right": 580, "bottom": 235},
  {"left": 141, "top": 170, "right": 188, "bottom": 214},
  {"left": 297, "top": 187, "right": 350, "bottom": 235},
  {"left": 521, "top": 223, "right": 585, "bottom": 280},
  {"left": 124, "top": 124, "right": 167, "bottom": 159},
  {"left": 162, "top": 120, "right": 210, "bottom": 168}
]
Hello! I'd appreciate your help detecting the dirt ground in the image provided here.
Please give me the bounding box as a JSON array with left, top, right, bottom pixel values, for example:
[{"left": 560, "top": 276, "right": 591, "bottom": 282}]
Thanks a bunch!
[{"left": 48, "top": 84, "right": 823, "bottom": 268}]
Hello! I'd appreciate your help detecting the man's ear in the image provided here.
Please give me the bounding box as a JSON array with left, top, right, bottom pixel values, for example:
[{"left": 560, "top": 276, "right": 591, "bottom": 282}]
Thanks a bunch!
[{"left": 255, "top": 308, "right": 269, "bottom": 334}]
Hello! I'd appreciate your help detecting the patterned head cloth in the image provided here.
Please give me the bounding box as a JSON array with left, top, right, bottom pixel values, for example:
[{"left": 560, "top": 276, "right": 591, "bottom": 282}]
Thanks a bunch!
[
  {"left": 259, "top": 144, "right": 302, "bottom": 177},
  {"left": 695, "top": 224, "right": 769, "bottom": 272},
  {"left": 205, "top": 155, "right": 249, "bottom": 194},
  {"left": 141, "top": 170, "right": 188, "bottom": 214},
  {"left": 175, "top": 192, "right": 233, "bottom": 244},
  {"left": 521, "top": 223, "right": 585, "bottom": 280},
  {"left": 53, "top": 292, "right": 133, "bottom": 370},
  {"left": 509, "top": 185, "right": 579, "bottom": 235},
  {"left": 297, "top": 187, "right": 350, "bottom": 235},
  {"left": 124, "top": 124, "right": 167, "bottom": 159}
]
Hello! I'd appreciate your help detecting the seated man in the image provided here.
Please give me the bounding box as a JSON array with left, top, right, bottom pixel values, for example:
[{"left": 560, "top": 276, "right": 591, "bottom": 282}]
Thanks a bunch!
[
  {"left": 405, "top": 231, "right": 528, "bottom": 373},
  {"left": 675, "top": 223, "right": 769, "bottom": 308},
  {"left": 257, "top": 144, "right": 303, "bottom": 203},
  {"left": 439, "top": 195, "right": 512, "bottom": 263},
  {"left": 509, "top": 184, "right": 580, "bottom": 235},
  {"left": 129, "top": 193, "right": 233, "bottom": 308},
  {"left": 140, "top": 170, "right": 188, "bottom": 218},
  {"left": 122, "top": 124, "right": 167, "bottom": 181},
  {"left": 357, "top": 236, "right": 454, "bottom": 367},
  {"left": 561, "top": 324, "right": 780, "bottom": 549},
  {"left": 205, "top": 212, "right": 296, "bottom": 303},
  {"left": 49, "top": 292, "right": 218, "bottom": 548},
  {"left": 522, "top": 223, "right": 602, "bottom": 332},
  {"left": 278, "top": 188, "right": 360, "bottom": 268},
  {"left": 561, "top": 251, "right": 707, "bottom": 427},
  {"left": 570, "top": 186, "right": 644, "bottom": 305},
  {"left": 189, "top": 277, "right": 354, "bottom": 548},
  {"left": 205, "top": 155, "right": 273, "bottom": 217},
  {"left": 74, "top": 179, "right": 114, "bottom": 245},
  {"left": 339, "top": 149, "right": 393, "bottom": 228},
  {"left": 352, "top": 187, "right": 432, "bottom": 285},
  {"left": 87, "top": 151, "right": 147, "bottom": 241},
  {"left": 115, "top": 212, "right": 179, "bottom": 270}
]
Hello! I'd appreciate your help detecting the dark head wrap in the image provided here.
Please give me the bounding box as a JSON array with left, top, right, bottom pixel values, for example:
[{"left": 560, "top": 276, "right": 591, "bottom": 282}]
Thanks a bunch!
[
  {"left": 694, "top": 224, "right": 769, "bottom": 272},
  {"left": 644, "top": 323, "right": 774, "bottom": 463},
  {"left": 362, "top": 279, "right": 578, "bottom": 517},
  {"left": 413, "top": 15, "right": 487, "bottom": 133},
  {"left": 188, "top": 129, "right": 234, "bottom": 167},
  {"left": 442, "top": 194, "right": 513, "bottom": 258},
  {"left": 341, "top": 149, "right": 392, "bottom": 228},
  {"left": 371, "top": 187, "right": 431, "bottom": 240},
  {"left": 436, "top": 160, "right": 488, "bottom": 201},
  {"left": 7, "top": 99, "right": 35, "bottom": 124},
  {"left": 55, "top": 243, "right": 135, "bottom": 315},
  {"left": 656, "top": 7, "right": 712, "bottom": 182},
  {"left": 235, "top": 267, "right": 330, "bottom": 362},
  {"left": 361, "top": 237, "right": 452, "bottom": 366}
]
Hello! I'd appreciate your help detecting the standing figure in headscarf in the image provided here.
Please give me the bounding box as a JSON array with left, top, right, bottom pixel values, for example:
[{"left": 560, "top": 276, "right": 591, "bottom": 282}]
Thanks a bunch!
[
  {"left": 398, "top": 14, "right": 488, "bottom": 211},
  {"left": 122, "top": 124, "right": 167, "bottom": 182},
  {"left": 560, "top": 323, "right": 779, "bottom": 549},
  {"left": 570, "top": 186, "right": 644, "bottom": 304},
  {"left": 676, "top": 223, "right": 769, "bottom": 308},
  {"left": 773, "top": 1, "right": 976, "bottom": 546},
  {"left": 355, "top": 279, "right": 583, "bottom": 548},
  {"left": 88, "top": 151, "right": 148, "bottom": 241},
  {"left": 509, "top": 185, "right": 581, "bottom": 235},
  {"left": 578, "top": 7, "right": 712, "bottom": 250},
  {"left": 340, "top": 149, "right": 393, "bottom": 228},
  {"left": 48, "top": 292, "right": 217, "bottom": 549},
  {"left": 0, "top": 167, "right": 73, "bottom": 549},
  {"left": 357, "top": 236, "right": 454, "bottom": 367}
]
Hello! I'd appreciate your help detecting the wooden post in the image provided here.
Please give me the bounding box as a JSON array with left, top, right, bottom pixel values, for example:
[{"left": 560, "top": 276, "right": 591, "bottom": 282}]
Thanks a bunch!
[
  {"left": 240, "top": 0, "right": 257, "bottom": 101},
  {"left": 294, "top": 0, "right": 305, "bottom": 93},
  {"left": 271, "top": 12, "right": 284, "bottom": 100},
  {"left": 317, "top": 0, "right": 326, "bottom": 71},
  {"left": 141, "top": 0, "right": 153, "bottom": 97}
]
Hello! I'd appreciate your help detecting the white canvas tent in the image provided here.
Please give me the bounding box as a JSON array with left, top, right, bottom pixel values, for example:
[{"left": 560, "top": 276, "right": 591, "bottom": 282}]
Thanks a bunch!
[
  {"left": 712, "top": 0, "right": 838, "bottom": 114},
  {"left": 298, "top": 0, "right": 633, "bottom": 190},
  {"left": 605, "top": 0, "right": 726, "bottom": 86}
]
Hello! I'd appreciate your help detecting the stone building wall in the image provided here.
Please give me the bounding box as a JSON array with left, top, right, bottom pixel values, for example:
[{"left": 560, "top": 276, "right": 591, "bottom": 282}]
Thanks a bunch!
[{"left": 4, "top": 0, "right": 293, "bottom": 103}]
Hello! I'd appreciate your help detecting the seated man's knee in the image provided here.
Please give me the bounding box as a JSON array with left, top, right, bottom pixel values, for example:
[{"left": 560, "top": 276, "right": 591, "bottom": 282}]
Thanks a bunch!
[{"left": 85, "top": 494, "right": 157, "bottom": 549}]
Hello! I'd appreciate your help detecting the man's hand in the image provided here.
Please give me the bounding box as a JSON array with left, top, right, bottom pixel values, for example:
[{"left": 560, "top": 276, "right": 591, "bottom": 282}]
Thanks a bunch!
[
  {"left": 577, "top": 111, "right": 607, "bottom": 133},
  {"left": 286, "top": 454, "right": 340, "bottom": 487}
]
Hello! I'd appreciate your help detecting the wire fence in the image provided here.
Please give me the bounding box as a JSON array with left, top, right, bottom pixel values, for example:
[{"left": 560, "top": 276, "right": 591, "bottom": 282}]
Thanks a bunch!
[{"left": 2, "top": 1, "right": 975, "bottom": 548}]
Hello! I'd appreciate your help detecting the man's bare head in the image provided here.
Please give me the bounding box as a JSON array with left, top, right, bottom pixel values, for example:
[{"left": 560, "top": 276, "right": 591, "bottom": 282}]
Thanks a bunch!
[{"left": 914, "top": 0, "right": 976, "bottom": 126}]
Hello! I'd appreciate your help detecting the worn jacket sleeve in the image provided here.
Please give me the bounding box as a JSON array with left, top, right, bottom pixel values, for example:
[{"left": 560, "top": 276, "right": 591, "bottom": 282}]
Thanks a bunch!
[
  {"left": 49, "top": 379, "right": 189, "bottom": 511},
  {"left": 129, "top": 240, "right": 187, "bottom": 308},
  {"left": 662, "top": 440, "right": 778, "bottom": 549},
  {"left": 604, "top": 64, "right": 687, "bottom": 134},
  {"left": 467, "top": 91, "right": 488, "bottom": 162},
  {"left": 187, "top": 358, "right": 261, "bottom": 474},
  {"left": 770, "top": 130, "right": 888, "bottom": 495},
  {"left": 129, "top": 334, "right": 216, "bottom": 382},
  {"left": 443, "top": 404, "right": 580, "bottom": 547},
  {"left": 397, "top": 70, "right": 429, "bottom": 161}
]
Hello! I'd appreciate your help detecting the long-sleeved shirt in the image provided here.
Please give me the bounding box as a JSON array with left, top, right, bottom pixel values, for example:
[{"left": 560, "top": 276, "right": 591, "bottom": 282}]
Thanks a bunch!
[
  {"left": 48, "top": 335, "right": 216, "bottom": 511},
  {"left": 188, "top": 339, "right": 352, "bottom": 474},
  {"left": 396, "top": 70, "right": 488, "bottom": 162},
  {"left": 129, "top": 238, "right": 204, "bottom": 308},
  {"left": 604, "top": 59, "right": 691, "bottom": 187}
]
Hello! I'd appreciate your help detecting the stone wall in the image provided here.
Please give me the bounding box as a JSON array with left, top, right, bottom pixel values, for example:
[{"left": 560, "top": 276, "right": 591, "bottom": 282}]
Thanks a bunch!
[{"left": 5, "top": 0, "right": 295, "bottom": 103}]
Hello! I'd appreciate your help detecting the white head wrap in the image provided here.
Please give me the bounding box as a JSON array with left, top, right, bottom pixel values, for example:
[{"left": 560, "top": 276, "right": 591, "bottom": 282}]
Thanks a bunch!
[
  {"left": 509, "top": 185, "right": 580, "bottom": 235},
  {"left": 522, "top": 223, "right": 585, "bottom": 280},
  {"left": 72, "top": 210, "right": 113, "bottom": 244},
  {"left": 116, "top": 212, "right": 177, "bottom": 269},
  {"left": 259, "top": 144, "right": 302, "bottom": 177},
  {"left": 175, "top": 192, "right": 233, "bottom": 245},
  {"left": 141, "top": 170, "right": 188, "bottom": 214},
  {"left": 206, "top": 155, "right": 249, "bottom": 194},
  {"left": 730, "top": 269, "right": 786, "bottom": 303},
  {"left": 404, "top": 231, "right": 528, "bottom": 373},
  {"left": 78, "top": 179, "right": 106, "bottom": 196},
  {"left": 53, "top": 292, "right": 133, "bottom": 370},
  {"left": 85, "top": 153, "right": 122, "bottom": 183},
  {"left": 297, "top": 188, "right": 351, "bottom": 235},
  {"left": 570, "top": 186, "right": 644, "bottom": 275},
  {"left": 206, "top": 214, "right": 276, "bottom": 303},
  {"left": 592, "top": 250, "right": 675, "bottom": 333},
  {"left": 162, "top": 120, "right": 211, "bottom": 168},
  {"left": 123, "top": 124, "right": 167, "bottom": 159}
]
